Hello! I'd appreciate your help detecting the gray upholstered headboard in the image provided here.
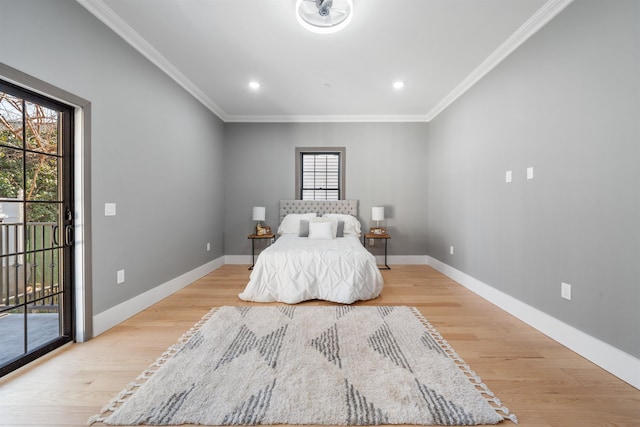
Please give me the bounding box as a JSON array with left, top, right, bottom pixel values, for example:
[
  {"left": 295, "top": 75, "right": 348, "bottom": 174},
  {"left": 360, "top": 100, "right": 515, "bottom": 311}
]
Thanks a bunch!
[{"left": 279, "top": 200, "right": 358, "bottom": 224}]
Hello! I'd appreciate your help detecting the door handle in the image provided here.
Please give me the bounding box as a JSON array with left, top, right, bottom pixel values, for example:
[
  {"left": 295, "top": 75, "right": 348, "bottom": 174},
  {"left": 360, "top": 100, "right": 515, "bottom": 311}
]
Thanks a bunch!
[
  {"left": 65, "top": 225, "right": 74, "bottom": 246},
  {"left": 52, "top": 225, "right": 59, "bottom": 246}
]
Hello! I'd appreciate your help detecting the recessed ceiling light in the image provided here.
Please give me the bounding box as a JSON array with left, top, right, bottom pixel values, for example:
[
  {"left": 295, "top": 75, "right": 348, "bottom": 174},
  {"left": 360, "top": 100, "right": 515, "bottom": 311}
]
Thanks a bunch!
[
  {"left": 393, "top": 81, "right": 405, "bottom": 90},
  {"left": 249, "top": 81, "right": 260, "bottom": 90}
]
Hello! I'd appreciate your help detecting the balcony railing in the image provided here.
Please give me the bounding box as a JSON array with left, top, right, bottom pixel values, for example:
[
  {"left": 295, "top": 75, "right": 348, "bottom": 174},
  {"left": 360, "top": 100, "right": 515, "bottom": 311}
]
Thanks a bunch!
[{"left": 0, "top": 222, "right": 60, "bottom": 312}]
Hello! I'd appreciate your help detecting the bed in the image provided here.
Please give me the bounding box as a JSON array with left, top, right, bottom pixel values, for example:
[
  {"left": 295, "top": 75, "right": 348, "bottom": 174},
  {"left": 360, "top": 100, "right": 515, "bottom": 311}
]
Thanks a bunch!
[{"left": 238, "top": 200, "right": 384, "bottom": 304}]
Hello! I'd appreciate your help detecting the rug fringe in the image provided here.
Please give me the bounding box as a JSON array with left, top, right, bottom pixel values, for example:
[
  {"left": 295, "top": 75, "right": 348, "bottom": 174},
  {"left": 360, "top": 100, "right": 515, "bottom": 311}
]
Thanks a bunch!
[
  {"left": 409, "top": 307, "right": 518, "bottom": 424},
  {"left": 87, "top": 306, "right": 221, "bottom": 425}
]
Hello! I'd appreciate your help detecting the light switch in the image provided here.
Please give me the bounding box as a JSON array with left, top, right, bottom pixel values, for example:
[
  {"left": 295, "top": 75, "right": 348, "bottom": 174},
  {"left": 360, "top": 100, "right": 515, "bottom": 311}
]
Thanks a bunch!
[
  {"left": 505, "top": 170, "right": 512, "bottom": 183},
  {"left": 105, "top": 203, "right": 117, "bottom": 216},
  {"left": 527, "top": 167, "right": 534, "bottom": 180}
]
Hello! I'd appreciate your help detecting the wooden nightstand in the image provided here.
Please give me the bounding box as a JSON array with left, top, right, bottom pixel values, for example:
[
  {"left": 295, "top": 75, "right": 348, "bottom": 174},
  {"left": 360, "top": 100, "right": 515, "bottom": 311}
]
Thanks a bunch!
[
  {"left": 247, "top": 233, "right": 275, "bottom": 270},
  {"left": 363, "top": 232, "right": 391, "bottom": 270}
]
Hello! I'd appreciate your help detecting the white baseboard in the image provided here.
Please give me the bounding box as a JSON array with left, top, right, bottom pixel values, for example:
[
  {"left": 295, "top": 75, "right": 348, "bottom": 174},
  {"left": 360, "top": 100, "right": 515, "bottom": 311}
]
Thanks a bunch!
[
  {"left": 225, "top": 254, "right": 429, "bottom": 266},
  {"left": 225, "top": 255, "right": 252, "bottom": 265},
  {"left": 92, "top": 256, "right": 225, "bottom": 337},
  {"left": 383, "top": 255, "right": 428, "bottom": 265},
  {"left": 92, "top": 252, "right": 639, "bottom": 390},
  {"left": 427, "top": 256, "right": 640, "bottom": 390}
]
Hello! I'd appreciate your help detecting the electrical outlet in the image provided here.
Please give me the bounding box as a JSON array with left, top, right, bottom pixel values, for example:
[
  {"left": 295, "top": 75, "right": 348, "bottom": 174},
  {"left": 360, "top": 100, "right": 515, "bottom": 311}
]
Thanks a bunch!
[
  {"left": 449, "top": 245, "right": 454, "bottom": 255},
  {"left": 206, "top": 242, "right": 211, "bottom": 251},
  {"left": 527, "top": 166, "right": 534, "bottom": 180},
  {"left": 561, "top": 282, "right": 571, "bottom": 300},
  {"left": 117, "top": 269, "right": 125, "bottom": 285},
  {"left": 505, "top": 170, "right": 512, "bottom": 183}
]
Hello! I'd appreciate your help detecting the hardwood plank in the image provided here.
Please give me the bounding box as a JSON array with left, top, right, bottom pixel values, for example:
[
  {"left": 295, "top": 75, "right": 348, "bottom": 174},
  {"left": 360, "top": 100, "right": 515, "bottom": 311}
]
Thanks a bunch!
[{"left": 1, "top": 265, "right": 638, "bottom": 426}]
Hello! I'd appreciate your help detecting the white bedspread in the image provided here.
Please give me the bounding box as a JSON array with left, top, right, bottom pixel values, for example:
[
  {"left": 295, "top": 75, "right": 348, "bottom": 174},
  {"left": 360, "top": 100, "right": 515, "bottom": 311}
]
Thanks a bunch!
[{"left": 239, "top": 234, "right": 384, "bottom": 304}]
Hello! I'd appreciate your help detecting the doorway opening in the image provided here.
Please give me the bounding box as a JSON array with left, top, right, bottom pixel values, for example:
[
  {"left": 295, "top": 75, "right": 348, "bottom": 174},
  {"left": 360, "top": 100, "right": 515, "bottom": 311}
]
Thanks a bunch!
[{"left": 0, "top": 79, "right": 75, "bottom": 376}]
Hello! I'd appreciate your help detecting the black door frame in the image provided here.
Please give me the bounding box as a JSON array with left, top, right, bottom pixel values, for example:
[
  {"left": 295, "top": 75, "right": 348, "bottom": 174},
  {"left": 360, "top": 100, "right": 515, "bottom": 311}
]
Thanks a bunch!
[
  {"left": 0, "top": 62, "right": 93, "bottom": 377},
  {"left": 0, "top": 79, "right": 74, "bottom": 376}
]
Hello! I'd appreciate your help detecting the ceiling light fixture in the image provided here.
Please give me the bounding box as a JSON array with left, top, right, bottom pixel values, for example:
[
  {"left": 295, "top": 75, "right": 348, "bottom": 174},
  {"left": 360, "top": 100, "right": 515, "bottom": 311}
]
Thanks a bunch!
[
  {"left": 249, "top": 81, "right": 260, "bottom": 90},
  {"left": 393, "top": 81, "right": 405, "bottom": 90},
  {"left": 296, "top": 0, "right": 353, "bottom": 35}
]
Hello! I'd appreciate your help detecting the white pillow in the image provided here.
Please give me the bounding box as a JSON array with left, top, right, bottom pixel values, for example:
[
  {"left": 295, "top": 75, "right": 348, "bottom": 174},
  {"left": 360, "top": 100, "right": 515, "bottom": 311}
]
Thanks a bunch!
[
  {"left": 277, "top": 213, "right": 317, "bottom": 235},
  {"left": 308, "top": 220, "right": 334, "bottom": 240},
  {"left": 322, "top": 214, "right": 362, "bottom": 236},
  {"left": 310, "top": 217, "right": 338, "bottom": 237}
]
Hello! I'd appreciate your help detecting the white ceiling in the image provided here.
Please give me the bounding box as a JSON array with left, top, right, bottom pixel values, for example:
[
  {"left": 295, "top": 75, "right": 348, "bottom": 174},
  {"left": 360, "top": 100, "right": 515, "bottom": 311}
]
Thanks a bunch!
[{"left": 77, "top": 0, "right": 572, "bottom": 122}]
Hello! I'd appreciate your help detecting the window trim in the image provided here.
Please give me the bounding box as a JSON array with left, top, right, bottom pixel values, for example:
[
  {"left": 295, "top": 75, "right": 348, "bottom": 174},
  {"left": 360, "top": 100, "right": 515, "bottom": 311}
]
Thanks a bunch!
[{"left": 295, "top": 147, "right": 346, "bottom": 200}]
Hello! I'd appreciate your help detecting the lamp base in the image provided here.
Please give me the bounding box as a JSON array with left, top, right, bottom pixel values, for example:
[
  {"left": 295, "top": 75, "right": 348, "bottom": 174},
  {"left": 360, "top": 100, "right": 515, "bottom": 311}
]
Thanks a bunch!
[
  {"left": 256, "top": 223, "right": 271, "bottom": 236},
  {"left": 370, "top": 227, "right": 387, "bottom": 235}
]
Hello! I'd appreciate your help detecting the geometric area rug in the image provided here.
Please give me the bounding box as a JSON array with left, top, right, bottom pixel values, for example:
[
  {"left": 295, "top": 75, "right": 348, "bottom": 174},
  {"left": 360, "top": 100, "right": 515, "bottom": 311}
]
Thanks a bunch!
[{"left": 89, "top": 306, "right": 517, "bottom": 425}]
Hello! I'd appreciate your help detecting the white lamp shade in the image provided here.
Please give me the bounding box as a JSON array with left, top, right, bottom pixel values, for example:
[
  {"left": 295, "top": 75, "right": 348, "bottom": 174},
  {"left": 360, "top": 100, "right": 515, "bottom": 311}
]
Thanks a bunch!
[
  {"left": 372, "top": 207, "right": 384, "bottom": 221},
  {"left": 252, "top": 206, "right": 266, "bottom": 221}
]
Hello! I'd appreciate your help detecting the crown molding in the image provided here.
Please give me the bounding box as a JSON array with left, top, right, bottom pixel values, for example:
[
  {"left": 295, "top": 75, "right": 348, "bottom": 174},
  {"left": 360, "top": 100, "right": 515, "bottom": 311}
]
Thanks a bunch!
[
  {"left": 75, "top": 0, "right": 229, "bottom": 121},
  {"left": 224, "top": 114, "right": 430, "bottom": 123},
  {"left": 77, "top": 0, "right": 572, "bottom": 124},
  {"left": 425, "top": 0, "right": 574, "bottom": 121},
  {"left": 76, "top": 0, "right": 425, "bottom": 123}
]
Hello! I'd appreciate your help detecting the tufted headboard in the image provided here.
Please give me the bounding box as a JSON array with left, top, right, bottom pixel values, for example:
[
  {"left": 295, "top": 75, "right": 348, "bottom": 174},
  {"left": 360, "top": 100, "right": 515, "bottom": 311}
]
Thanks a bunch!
[{"left": 279, "top": 200, "right": 358, "bottom": 224}]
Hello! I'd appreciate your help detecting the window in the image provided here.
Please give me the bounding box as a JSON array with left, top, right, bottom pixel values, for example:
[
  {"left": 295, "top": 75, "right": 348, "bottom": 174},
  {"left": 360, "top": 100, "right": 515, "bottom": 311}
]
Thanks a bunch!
[{"left": 295, "top": 147, "right": 345, "bottom": 200}]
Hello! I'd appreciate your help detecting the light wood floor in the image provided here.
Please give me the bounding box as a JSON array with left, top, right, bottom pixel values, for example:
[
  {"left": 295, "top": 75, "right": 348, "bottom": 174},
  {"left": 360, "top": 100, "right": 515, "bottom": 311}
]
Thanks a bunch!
[{"left": 1, "top": 265, "right": 638, "bottom": 426}]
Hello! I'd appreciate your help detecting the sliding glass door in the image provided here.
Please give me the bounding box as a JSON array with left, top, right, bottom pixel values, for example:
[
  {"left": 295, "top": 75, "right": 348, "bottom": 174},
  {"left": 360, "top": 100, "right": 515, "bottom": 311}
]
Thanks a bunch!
[{"left": 0, "top": 80, "right": 74, "bottom": 376}]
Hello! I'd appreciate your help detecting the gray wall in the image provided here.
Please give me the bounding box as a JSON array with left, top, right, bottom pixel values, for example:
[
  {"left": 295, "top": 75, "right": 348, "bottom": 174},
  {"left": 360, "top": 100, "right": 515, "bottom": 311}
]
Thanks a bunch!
[
  {"left": 3, "top": 0, "right": 637, "bottom": 363},
  {"left": 426, "top": 0, "right": 640, "bottom": 357},
  {"left": 223, "top": 122, "right": 429, "bottom": 256},
  {"left": 0, "top": 0, "right": 226, "bottom": 315}
]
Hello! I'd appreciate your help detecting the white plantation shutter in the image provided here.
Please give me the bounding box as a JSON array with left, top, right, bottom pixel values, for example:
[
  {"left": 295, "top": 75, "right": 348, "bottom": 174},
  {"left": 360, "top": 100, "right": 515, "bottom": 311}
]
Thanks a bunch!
[{"left": 300, "top": 152, "right": 341, "bottom": 200}]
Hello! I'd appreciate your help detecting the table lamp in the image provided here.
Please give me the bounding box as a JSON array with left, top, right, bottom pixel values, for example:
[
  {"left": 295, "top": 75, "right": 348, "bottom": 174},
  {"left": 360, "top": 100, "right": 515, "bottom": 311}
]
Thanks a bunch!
[{"left": 252, "top": 206, "right": 266, "bottom": 234}]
